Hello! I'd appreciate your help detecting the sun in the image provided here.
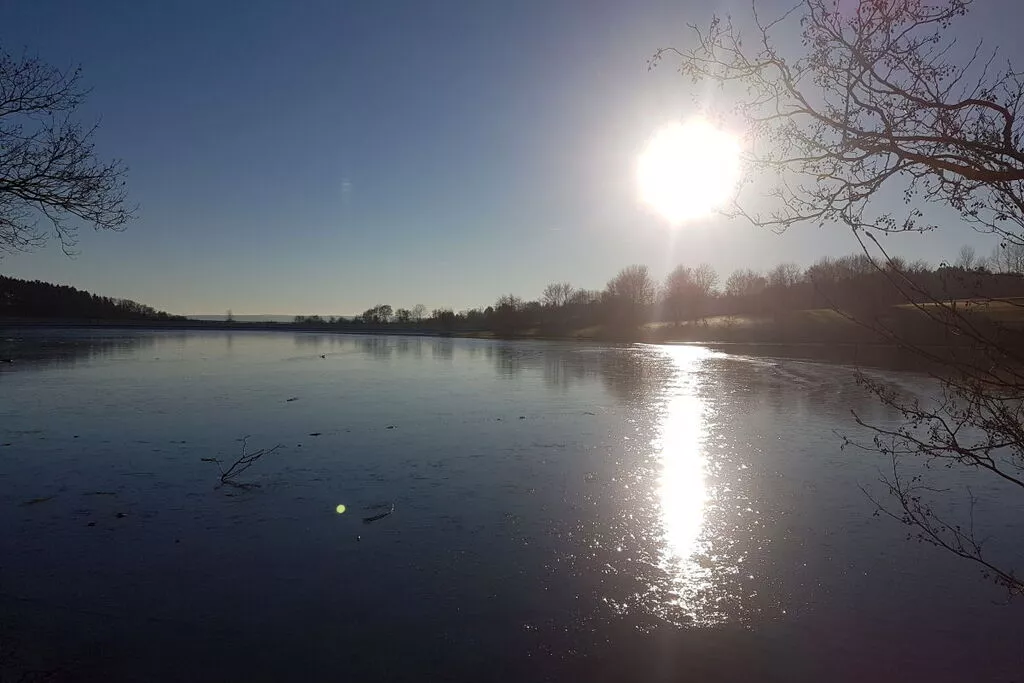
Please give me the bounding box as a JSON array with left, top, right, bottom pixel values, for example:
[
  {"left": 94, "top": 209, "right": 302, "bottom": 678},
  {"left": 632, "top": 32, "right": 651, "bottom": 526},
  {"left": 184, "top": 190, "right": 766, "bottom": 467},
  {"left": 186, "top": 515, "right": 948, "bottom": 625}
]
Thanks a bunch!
[{"left": 637, "top": 118, "right": 741, "bottom": 225}]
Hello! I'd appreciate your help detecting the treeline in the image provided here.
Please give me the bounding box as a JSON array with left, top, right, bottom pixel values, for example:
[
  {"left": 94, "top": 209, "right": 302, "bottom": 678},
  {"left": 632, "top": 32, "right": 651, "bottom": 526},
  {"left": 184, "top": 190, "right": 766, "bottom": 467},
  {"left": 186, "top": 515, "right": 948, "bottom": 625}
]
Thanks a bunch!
[
  {"left": 718, "top": 249, "right": 1024, "bottom": 318},
  {"left": 292, "top": 243, "right": 1024, "bottom": 337},
  {"left": 0, "top": 275, "right": 181, "bottom": 320}
]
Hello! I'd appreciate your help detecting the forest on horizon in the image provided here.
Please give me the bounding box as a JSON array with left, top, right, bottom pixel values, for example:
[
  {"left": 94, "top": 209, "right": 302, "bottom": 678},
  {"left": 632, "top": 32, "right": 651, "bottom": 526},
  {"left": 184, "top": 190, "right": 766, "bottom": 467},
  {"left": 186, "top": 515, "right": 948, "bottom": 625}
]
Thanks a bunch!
[{"left": 4, "top": 242, "right": 1024, "bottom": 341}]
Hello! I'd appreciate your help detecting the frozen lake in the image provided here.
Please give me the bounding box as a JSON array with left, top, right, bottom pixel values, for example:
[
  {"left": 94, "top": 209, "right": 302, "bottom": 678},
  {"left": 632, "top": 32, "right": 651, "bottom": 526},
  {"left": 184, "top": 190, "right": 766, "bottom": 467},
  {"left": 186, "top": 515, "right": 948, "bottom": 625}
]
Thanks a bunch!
[{"left": 0, "top": 328, "right": 1021, "bottom": 681}]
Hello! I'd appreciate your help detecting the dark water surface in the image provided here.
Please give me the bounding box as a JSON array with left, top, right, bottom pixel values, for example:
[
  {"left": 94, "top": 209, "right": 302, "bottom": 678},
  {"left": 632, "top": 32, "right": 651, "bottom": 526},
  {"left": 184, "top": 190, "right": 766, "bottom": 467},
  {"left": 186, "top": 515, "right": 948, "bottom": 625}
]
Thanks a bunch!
[{"left": 1, "top": 329, "right": 1021, "bottom": 681}]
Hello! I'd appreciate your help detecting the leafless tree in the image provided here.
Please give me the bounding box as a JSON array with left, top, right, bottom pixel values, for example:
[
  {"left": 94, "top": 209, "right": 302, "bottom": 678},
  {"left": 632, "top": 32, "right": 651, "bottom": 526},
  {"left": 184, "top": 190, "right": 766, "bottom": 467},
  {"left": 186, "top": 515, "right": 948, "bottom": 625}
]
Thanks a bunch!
[
  {"left": 431, "top": 308, "right": 456, "bottom": 329},
  {"left": 692, "top": 263, "right": 719, "bottom": 295},
  {"left": 605, "top": 265, "right": 656, "bottom": 328},
  {"left": 663, "top": 266, "right": 695, "bottom": 324},
  {"left": 724, "top": 268, "right": 766, "bottom": 298},
  {"left": 663, "top": 263, "right": 718, "bottom": 324},
  {"left": 360, "top": 304, "right": 393, "bottom": 324},
  {"left": 906, "top": 258, "right": 931, "bottom": 274},
  {"left": 495, "top": 294, "right": 524, "bottom": 311},
  {"left": 657, "top": 0, "right": 1024, "bottom": 594},
  {"left": 411, "top": 304, "right": 427, "bottom": 321},
  {"left": 804, "top": 257, "right": 837, "bottom": 285},
  {"left": 956, "top": 245, "right": 978, "bottom": 270},
  {"left": 767, "top": 262, "right": 803, "bottom": 289},
  {"left": 542, "top": 282, "right": 575, "bottom": 308},
  {"left": 989, "top": 241, "right": 1024, "bottom": 273},
  {"left": 569, "top": 288, "right": 602, "bottom": 306},
  {"left": 606, "top": 265, "right": 655, "bottom": 306},
  {"left": 0, "top": 46, "right": 133, "bottom": 256}
]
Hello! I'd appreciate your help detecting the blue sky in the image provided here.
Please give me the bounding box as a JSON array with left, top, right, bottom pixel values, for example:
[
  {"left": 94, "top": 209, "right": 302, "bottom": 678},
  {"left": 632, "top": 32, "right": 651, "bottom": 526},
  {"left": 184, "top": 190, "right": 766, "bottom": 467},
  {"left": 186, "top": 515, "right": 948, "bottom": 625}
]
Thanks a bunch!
[{"left": 2, "top": 0, "right": 1021, "bottom": 315}]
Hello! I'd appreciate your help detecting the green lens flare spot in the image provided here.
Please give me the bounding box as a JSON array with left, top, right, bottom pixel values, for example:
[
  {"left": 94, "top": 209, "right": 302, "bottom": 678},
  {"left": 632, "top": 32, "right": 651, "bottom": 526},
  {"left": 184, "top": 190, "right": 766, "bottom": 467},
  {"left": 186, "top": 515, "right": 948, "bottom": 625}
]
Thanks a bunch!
[{"left": 336, "top": 504, "right": 346, "bottom": 514}]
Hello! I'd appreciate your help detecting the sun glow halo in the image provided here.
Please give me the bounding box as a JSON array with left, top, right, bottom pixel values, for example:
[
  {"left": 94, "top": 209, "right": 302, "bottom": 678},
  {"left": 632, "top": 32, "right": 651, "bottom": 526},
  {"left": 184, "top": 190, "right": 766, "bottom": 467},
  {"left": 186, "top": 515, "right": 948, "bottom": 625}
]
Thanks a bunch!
[{"left": 638, "top": 118, "right": 741, "bottom": 225}]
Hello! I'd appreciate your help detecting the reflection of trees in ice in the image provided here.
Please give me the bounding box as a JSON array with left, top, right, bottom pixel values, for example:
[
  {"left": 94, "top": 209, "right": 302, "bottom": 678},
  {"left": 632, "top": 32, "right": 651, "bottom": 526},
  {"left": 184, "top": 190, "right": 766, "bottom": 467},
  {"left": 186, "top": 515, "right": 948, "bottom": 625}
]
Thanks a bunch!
[{"left": 0, "top": 330, "right": 171, "bottom": 371}]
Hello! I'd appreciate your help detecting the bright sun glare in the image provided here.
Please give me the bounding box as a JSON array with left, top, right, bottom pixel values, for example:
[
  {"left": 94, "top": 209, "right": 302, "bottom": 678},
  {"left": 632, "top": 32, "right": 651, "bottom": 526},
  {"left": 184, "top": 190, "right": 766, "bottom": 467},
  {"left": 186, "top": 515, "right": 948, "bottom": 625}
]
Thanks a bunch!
[{"left": 637, "top": 117, "right": 741, "bottom": 225}]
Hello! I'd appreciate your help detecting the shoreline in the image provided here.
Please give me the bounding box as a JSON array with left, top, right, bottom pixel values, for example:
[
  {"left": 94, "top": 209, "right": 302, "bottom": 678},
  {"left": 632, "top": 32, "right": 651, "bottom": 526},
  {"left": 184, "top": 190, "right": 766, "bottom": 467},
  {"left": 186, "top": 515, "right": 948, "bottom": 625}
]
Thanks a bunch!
[{"left": 1, "top": 317, "right": 957, "bottom": 371}]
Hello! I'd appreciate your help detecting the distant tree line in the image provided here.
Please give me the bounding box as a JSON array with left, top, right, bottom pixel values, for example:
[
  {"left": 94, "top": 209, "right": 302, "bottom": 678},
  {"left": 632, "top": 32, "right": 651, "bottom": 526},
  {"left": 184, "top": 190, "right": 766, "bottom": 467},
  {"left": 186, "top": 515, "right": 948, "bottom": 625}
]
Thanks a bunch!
[
  {"left": 720, "top": 247, "right": 1024, "bottom": 320},
  {"left": 291, "top": 242, "right": 1024, "bottom": 337},
  {"left": 0, "top": 275, "right": 180, "bottom": 320},
  {"left": 13, "top": 242, "right": 1018, "bottom": 333}
]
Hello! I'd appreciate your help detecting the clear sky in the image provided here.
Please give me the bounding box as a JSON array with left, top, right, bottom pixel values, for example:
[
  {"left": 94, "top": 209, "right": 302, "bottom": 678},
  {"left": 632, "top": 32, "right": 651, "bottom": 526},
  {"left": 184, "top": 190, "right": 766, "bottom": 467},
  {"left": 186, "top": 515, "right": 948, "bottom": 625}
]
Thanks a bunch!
[{"left": 2, "top": 0, "right": 1022, "bottom": 316}]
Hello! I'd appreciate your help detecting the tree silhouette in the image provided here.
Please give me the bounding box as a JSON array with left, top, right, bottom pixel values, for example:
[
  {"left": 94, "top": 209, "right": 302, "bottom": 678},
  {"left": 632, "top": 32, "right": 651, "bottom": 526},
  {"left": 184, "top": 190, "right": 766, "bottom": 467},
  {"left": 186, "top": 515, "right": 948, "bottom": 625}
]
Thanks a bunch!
[
  {"left": 541, "top": 282, "right": 574, "bottom": 308},
  {"left": 431, "top": 308, "right": 456, "bottom": 331},
  {"left": 605, "top": 265, "right": 655, "bottom": 328},
  {"left": 359, "top": 304, "right": 393, "bottom": 324},
  {"left": 492, "top": 294, "right": 525, "bottom": 335},
  {"left": 0, "top": 45, "right": 133, "bottom": 255},
  {"left": 658, "top": 0, "right": 1024, "bottom": 593},
  {"left": 724, "top": 269, "right": 766, "bottom": 299},
  {"left": 662, "top": 263, "right": 717, "bottom": 324},
  {"left": 0, "top": 274, "right": 177, "bottom": 319},
  {"left": 989, "top": 241, "right": 1024, "bottom": 273},
  {"left": 955, "top": 245, "right": 977, "bottom": 271}
]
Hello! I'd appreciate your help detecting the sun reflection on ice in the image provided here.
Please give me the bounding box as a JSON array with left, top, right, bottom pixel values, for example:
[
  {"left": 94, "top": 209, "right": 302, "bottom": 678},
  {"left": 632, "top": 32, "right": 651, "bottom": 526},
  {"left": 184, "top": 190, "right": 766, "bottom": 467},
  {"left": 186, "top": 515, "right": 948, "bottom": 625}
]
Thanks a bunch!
[{"left": 654, "top": 345, "right": 715, "bottom": 620}]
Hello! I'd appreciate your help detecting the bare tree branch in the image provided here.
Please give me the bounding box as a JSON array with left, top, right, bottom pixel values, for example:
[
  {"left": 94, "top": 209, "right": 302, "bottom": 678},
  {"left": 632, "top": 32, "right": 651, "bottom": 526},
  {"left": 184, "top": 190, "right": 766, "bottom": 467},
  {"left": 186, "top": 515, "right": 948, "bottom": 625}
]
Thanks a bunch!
[
  {"left": 0, "top": 45, "right": 134, "bottom": 256},
  {"left": 659, "top": 0, "right": 1024, "bottom": 593}
]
